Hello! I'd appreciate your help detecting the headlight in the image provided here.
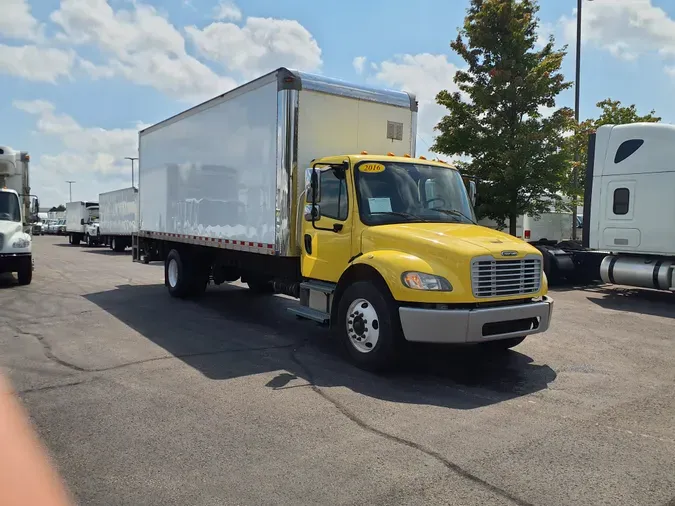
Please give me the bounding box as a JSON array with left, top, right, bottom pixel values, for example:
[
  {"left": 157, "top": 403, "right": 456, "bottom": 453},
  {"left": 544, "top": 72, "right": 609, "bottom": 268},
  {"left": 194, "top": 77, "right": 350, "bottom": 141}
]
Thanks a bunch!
[
  {"left": 12, "top": 238, "right": 31, "bottom": 248},
  {"left": 401, "top": 272, "right": 452, "bottom": 291}
]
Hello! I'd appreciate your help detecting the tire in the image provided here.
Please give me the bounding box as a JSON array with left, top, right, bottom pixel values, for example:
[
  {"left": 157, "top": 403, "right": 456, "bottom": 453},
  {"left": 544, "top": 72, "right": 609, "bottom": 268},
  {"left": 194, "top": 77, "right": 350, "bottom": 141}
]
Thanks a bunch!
[
  {"left": 112, "top": 237, "right": 125, "bottom": 252},
  {"left": 71, "top": 235, "right": 80, "bottom": 246},
  {"left": 17, "top": 257, "right": 32, "bottom": 286},
  {"left": 481, "top": 336, "right": 526, "bottom": 352},
  {"left": 336, "top": 281, "right": 402, "bottom": 372},
  {"left": 164, "top": 249, "right": 209, "bottom": 299}
]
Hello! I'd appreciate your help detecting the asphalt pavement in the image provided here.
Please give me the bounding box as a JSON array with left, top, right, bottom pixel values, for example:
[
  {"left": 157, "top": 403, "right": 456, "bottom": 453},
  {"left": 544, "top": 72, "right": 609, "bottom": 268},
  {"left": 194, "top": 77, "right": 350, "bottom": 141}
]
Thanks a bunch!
[{"left": 0, "top": 235, "right": 673, "bottom": 506}]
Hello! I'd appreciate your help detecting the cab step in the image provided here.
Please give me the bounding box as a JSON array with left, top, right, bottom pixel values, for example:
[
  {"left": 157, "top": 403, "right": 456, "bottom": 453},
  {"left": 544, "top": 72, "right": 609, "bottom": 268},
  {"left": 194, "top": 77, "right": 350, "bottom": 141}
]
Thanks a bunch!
[
  {"left": 299, "top": 280, "right": 336, "bottom": 294},
  {"left": 288, "top": 306, "right": 330, "bottom": 324}
]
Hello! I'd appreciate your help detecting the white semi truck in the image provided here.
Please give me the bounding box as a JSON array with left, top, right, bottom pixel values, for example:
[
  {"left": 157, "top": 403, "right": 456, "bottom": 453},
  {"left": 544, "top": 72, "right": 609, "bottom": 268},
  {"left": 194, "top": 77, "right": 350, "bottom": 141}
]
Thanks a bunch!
[
  {"left": 98, "top": 187, "right": 137, "bottom": 251},
  {"left": 66, "top": 201, "right": 99, "bottom": 245},
  {"left": 133, "top": 68, "right": 553, "bottom": 371},
  {"left": 0, "top": 145, "right": 36, "bottom": 285},
  {"left": 564, "top": 122, "right": 675, "bottom": 290}
]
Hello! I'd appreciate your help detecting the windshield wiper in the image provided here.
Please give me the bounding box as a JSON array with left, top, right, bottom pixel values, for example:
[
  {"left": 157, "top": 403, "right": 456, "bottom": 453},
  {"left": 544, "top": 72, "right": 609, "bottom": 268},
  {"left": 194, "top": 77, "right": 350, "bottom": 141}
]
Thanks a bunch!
[
  {"left": 433, "top": 209, "right": 476, "bottom": 224},
  {"left": 371, "top": 211, "right": 429, "bottom": 222}
]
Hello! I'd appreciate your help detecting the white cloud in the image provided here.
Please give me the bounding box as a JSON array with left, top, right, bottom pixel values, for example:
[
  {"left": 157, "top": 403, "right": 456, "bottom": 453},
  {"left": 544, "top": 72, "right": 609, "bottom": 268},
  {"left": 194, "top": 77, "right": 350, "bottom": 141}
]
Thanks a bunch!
[
  {"left": 0, "top": 0, "right": 43, "bottom": 41},
  {"left": 185, "top": 17, "right": 322, "bottom": 79},
  {"left": 214, "top": 1, "right": 242, "bottom": 22},
  {"left": 367, "top": 53, "right": 462, "bottom": 157},
  {"left": 353, "top": 56, "right": 366, "bottom": 74},
  {"left": 561, "top": 0, "right": 675, "bottom": 66},
  {"left": 0, "top": 45, "right": 75, "bottom": 82},
  {"left": 13, "top": 99, "right": 147, "bottom": 206},
  {"left": 50, "top": 0, "right": 236, "bottom": 102}
]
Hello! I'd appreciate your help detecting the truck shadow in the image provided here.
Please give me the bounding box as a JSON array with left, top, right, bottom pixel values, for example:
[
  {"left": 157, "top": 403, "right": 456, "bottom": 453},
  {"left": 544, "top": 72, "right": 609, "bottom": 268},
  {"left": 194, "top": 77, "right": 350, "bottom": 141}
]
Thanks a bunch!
[
  {"left": 80, "top": 248, "right": 131, "bottom": 257},
  {"left": 84, "top": 283, "right": 556, "bottom": 410},
  {"left": 584, "top": 286, "right": 675, "bottom": 319}
]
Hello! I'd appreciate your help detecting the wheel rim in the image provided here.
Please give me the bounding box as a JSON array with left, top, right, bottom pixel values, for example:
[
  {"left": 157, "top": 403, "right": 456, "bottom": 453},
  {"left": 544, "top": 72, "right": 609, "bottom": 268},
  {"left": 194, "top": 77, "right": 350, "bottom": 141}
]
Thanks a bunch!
[
  {"left": 168, "top": 258, "right": 179, "bottom": 288},
  {"left": 346, "top": 298, "right": 380, "bottom": 353}
]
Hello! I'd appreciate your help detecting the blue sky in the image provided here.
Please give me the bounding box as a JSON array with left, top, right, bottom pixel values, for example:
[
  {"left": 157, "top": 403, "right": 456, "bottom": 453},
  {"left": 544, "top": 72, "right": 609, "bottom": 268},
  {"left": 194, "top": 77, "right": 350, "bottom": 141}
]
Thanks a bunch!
[{"left": 1, "top": 0, "right": 674, "bottom": 205}]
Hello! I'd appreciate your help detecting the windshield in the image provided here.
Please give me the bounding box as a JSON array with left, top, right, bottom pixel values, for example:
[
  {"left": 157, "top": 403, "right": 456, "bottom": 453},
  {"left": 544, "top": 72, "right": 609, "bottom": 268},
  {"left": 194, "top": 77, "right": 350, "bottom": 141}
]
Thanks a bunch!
[
  {"left": 354, "top": 161, "right": 476, "bottom": 226},
  {"left": 0, "top": 192, "right": 22, "bottom": 222}
]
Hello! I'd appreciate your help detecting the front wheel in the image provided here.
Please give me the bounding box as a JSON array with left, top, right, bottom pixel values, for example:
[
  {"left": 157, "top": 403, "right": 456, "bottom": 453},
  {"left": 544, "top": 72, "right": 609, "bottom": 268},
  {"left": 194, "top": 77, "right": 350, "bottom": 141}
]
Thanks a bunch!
[
  {"left": 336, "top": 281, "right": 402, "bottom": 372},
  {"left": 17, "top": 257, "right": 32, "bottom": 286}
]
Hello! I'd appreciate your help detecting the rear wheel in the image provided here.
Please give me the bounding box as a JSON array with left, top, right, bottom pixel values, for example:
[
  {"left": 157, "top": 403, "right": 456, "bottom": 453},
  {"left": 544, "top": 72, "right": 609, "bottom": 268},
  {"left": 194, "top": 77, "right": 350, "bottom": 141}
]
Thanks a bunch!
[
  {"left": 336, "top": 281, "right": 402, "bottom": 372},
  {"left": 112, "top": 237, "right": 125, "bottom": 252},
  {"left": 165, "top": 249, "right": 209, "bottom": 298}
]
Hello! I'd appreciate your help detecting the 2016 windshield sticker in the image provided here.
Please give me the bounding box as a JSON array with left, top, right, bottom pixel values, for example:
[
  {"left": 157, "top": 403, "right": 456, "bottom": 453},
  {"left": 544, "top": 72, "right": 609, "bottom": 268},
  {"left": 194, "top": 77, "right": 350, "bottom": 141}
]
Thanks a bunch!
[{"left": 359, "top": 163, "right": 385, "bottom": 173}]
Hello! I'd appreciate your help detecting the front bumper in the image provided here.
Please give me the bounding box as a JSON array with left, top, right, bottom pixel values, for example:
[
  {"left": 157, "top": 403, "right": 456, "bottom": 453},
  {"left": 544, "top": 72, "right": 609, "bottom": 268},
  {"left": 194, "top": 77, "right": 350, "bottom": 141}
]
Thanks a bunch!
[
  {"left": 0, "top": 253, "right": 32, "bottom": 273},
  {"left": 399, "top": 296, "right": 553, "bottom": 344}
]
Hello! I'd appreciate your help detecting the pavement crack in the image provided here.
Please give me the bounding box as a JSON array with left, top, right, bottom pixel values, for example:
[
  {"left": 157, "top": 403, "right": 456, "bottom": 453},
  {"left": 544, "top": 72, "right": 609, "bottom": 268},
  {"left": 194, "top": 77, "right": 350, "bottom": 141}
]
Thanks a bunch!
[
  {"left": 19, "top": 379, "right": 90, "bottom": 395},
  {"left": 9, "top": 321, "right": 294, "bottom": 374},
  {"left": 289, "top": 344, "right": 534, "bottom": 506},
  {"left": 9, "top": 324, "right": 88, "bottom": 373}
]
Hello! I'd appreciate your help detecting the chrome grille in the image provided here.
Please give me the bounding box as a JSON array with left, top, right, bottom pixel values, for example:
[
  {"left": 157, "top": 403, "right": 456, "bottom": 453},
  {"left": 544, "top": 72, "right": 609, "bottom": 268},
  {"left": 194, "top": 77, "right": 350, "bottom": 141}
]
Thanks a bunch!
[{"left": 471, "top": 256, "right": 542, "bottom": 298}]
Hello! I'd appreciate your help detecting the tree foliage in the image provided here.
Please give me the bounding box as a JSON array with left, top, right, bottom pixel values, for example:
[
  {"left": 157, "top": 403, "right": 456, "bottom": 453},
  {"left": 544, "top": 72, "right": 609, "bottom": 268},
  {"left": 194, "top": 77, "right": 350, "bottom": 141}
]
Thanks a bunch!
[
  {"left": 564, "top": 99, "right": 661, "bottom": 204},
  {"left": 49, "top": 205, "right": 66, "bottom": 212},
  {"left": 432, "top": 0, "right": 573, "bottom": 234}
]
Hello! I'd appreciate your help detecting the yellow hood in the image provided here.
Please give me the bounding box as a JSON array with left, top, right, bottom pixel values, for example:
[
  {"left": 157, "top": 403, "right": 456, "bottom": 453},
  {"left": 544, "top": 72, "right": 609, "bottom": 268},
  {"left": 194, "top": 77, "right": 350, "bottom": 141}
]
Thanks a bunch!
[{"left": 361, "top": 223, "right": 539, "bottom": 259}]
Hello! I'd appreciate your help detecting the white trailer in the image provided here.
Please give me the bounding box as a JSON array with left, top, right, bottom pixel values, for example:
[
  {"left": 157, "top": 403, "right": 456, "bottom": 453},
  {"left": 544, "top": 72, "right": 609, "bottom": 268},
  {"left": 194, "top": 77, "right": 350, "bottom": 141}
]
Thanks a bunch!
[
  {"left": 66, "top": 201, "right": 99, "bottom": 245},
  {"left": 0, "top": 145, "right": 35, "bottom": 284},
  {"left": 98, "top": 187, "right": 137, "bottom": 251}
]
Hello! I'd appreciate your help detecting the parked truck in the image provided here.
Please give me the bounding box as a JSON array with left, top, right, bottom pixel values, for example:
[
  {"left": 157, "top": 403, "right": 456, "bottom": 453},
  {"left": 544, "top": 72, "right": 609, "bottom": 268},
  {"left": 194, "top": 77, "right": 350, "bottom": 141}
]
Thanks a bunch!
[
  {"left": 134, "top": 68, "right": 554, "bottom": 370},
  {"left": 0, "top": 145, "right": 36, "bottom": 285},
  {"left": 66, "top": 201, "right": 99, "bottom": 245},
  {"left": 550, "top": 122, "right": 675, "bottom": 291},
  {"left": 98, "top": 187, "right": 137, "bottom": 251}
]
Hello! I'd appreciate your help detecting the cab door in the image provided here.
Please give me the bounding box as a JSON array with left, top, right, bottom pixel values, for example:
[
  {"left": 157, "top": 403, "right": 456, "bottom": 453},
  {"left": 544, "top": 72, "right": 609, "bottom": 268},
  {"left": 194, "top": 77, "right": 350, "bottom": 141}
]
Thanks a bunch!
[{"left": 301, "top": 165, "right": 353, "bottom": 283}]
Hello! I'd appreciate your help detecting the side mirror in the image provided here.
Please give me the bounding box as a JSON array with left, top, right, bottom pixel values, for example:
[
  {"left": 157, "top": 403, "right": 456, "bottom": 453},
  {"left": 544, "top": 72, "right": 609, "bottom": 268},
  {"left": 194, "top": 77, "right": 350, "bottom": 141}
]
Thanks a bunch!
[
  {"left": 468, "top": 180, "right": 477, "bottom": 206},
  {"left": 304, "top": 204, "right": 321, "bottom": 221},
  {"left": 80, "top": 218, "right": 84, "bottom": 225},
  {"left": 305, "top": 167, "right": 321, "bottom": 203}
]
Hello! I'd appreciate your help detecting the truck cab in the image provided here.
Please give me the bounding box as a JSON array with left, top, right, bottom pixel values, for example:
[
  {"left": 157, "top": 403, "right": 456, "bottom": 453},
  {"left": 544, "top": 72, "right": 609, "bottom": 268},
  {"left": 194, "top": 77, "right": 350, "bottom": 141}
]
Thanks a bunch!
[
  {"left": 300, "top": 154, "right": 552, "bottom": 368},
  {"left": 0, "top": 146, "right": 33, "bottom": 285}
]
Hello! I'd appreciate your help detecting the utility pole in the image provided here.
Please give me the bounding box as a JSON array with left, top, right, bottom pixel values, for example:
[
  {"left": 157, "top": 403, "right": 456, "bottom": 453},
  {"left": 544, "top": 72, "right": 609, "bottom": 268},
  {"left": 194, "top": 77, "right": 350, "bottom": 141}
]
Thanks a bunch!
[
  {"left": 572, "top": 0, "right": 592, "bottom": 241},
  {"left": 65, "top": 180, "right": 75, "bottom": 202},
  {"left": 125, "top": 157, "right": 138, "bottom": 188}
]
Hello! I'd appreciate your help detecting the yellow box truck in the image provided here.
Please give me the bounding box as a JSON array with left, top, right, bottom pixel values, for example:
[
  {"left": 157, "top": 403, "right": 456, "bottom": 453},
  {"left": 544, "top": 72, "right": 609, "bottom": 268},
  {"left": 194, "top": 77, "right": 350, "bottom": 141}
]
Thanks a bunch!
[{"left": 134, "top": 68, "right": 553, "bottom": 371}]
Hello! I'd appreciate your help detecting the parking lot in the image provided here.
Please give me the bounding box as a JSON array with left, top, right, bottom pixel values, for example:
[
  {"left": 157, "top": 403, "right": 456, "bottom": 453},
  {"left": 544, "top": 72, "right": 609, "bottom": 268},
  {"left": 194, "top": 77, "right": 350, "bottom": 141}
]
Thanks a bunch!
[{"left": 0, "top": 235, "right": 673, "bottom": 506}]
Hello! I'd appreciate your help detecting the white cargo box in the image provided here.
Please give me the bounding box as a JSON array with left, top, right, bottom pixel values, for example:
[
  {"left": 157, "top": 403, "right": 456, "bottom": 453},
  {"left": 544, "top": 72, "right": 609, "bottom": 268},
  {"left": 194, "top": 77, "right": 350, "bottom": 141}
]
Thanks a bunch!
[
  {"left": 66, "top": 201, "right": 98, "bottom": 233},
  {"left": 99, "top": 187, "right": 138, "bottom": 236},
  {"left": 138, "top": 67, "right": 417, "bottom": 257}
]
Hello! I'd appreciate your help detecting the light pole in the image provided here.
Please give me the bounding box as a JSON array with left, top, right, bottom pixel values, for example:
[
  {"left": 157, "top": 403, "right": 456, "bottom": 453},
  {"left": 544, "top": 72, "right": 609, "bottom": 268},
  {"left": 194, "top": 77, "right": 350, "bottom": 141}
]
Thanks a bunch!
[
  {"left": 125, "top": 157, "right": 138, "bottom": 188},
  {"left": 65, "top": 180, "right": 75, "bottom": 202},
  {"left": 572, "top": 0, "right": 592, "bottom": 241}
]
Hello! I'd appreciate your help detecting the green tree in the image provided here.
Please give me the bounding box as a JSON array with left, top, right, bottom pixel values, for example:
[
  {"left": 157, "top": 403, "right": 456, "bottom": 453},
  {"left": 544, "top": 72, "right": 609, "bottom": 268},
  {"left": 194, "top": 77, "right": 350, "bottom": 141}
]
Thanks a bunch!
[
  {"left": 565, "top": 99, "right": 661, "bottom": 205},
  {"left": 432, "top": 0, "right": 573, "bottom": 234},
  {"left": 49, "top": 204, "right": 66, "bottom": 212}
]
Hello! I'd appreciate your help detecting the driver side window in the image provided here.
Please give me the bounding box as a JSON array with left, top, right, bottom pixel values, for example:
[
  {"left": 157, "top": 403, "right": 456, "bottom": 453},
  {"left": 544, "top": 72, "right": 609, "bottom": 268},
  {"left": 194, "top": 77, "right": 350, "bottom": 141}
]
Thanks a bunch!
[{"left": 319, "top": 168, "right": 348, "bottom": 221}]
